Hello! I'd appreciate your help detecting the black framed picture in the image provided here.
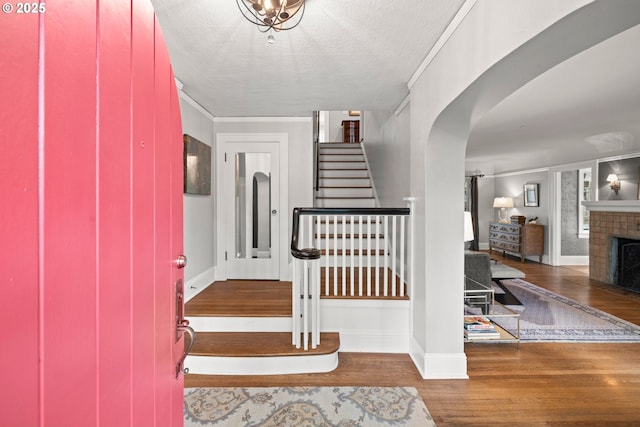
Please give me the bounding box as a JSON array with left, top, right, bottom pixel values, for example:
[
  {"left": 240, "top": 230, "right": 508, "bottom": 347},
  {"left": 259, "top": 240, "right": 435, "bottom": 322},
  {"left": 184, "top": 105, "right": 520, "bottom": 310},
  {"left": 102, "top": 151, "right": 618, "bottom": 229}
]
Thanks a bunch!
[{"left": 183, "top": 134, "right": 211, "bottom": 195}]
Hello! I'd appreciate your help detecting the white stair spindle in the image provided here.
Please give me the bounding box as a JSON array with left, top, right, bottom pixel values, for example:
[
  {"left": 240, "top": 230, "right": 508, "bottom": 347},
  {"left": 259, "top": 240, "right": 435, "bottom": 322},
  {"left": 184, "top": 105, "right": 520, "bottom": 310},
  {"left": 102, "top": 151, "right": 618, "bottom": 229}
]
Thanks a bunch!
[
  {"left": 358, "top": 215, "right": 363, "bottom": 297},
  {"left": 333, "top": 215, "right": 338, "bottom": 296},
  {"left": 391, "top": 215, "right": 397, "bottom": 297},
  {"left": 375, "top": 215, "right": 380, "bottom": 296},
  {"left": 367, "top": 215, "right": 372, "bottom": 296},
  {"left": 303, "top": 259, "right": 309, "bottom": 351},
  {"left": 324, "top": 215, "right": 329, "bottom": 296},
  {"left": 341, "top": 215, "right": 346, "bottom": 296},
  {"left": 314, "top": 259, "right": 321, "bottom": 347},
  {"left": 350, "top": 215, "right": 355, "bottom": 296},
  {"left": 384, "top": 216, "right": 389, "bottom": 296},
  {"left": 400, "top": 215, "right": 406, "bottom": 297},
  {"left": 293, "top": 259, "right": 299, "bottom": 347}
]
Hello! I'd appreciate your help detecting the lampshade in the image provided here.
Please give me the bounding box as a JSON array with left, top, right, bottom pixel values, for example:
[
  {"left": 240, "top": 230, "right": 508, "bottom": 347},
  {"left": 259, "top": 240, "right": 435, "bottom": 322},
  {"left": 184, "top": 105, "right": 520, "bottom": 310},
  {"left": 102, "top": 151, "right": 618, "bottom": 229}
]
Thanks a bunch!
[
  {"left": 493, "top": 197, "right": 514, "bottom": 208},
  {"left": 463, "top": 212, "right": 474, "bottom": 242},
  {"left": 606, "top": 174, "right": 619, "bottom": 182}
]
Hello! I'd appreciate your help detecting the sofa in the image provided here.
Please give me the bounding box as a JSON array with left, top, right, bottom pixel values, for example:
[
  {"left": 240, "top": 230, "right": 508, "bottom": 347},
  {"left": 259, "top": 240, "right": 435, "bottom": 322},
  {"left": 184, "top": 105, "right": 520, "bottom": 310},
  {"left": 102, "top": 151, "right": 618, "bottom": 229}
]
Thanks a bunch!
[{"left": 464, "top": 251, "right": 493, "bottom": 314}]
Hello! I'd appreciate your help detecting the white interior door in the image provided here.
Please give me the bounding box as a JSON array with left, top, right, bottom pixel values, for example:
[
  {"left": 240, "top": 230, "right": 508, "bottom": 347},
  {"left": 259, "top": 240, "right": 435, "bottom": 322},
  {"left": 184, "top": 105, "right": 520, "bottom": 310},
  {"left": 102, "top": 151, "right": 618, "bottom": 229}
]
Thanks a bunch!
[{"left": 222, "top": 141, "right": 280, "bottom": 279}]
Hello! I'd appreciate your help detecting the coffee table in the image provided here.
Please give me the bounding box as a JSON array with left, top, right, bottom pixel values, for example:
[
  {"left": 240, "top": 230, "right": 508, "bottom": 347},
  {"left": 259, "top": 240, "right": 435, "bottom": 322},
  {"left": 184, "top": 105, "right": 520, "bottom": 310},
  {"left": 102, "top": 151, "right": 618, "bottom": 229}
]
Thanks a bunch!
[{"left": 490, "top": 260, "right": 525, "bottom": 305}]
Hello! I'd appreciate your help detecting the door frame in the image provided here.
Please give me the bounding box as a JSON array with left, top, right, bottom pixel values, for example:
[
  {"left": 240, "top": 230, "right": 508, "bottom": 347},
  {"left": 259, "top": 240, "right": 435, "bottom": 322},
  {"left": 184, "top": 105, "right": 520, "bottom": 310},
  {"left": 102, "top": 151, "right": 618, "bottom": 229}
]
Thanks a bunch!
[
  {"left": 216, "top": 133, "right": 289, "bottom": 281},
  {"left": 548, "top": 160, "right": 595, "bottom": 266}
]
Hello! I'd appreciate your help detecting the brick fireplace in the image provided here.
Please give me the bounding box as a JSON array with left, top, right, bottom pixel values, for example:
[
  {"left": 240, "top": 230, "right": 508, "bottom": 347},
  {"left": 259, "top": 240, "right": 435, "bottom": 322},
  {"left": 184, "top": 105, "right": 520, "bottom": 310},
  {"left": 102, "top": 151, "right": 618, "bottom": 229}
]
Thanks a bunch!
[{"left": 589, "top": 208, "right": 640, "bottom": 285}]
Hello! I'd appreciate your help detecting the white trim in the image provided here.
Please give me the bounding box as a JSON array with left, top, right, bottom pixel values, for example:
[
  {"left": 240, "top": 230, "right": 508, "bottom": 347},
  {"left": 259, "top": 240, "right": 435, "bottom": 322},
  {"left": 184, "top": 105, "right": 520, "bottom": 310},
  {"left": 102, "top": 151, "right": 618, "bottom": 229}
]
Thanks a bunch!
[
  {"left": 409, "top": 337, "right": 427, "bottom": 377},
  {"left": 213, "top": 117, "right": 312, "bottom": 123},
  {"left": 557, "top": 256, "right": 589, "bottom": 266},
  {"left": 422, "top": 352, "right": 469, "bottom": 380},
  {"left": 174, "top": 77, "right": 184, "bottom": 91},
  {"left": 185, "top": 352, "right": 338, "bottom": 375},
  {"left": 393, "top": 95, "right": 410, "bottom": 116},
  {"left": 178, "top": 91, "right": 215, "bottom": 122},
  {"left": 583, "top": 200, "right": 640, "bottom": 212},
  {"left": 407, "top": 0, "right": 478, "bottom": 89},
  {"left": 596, "top": 152, "right": 640, "bottom": 164},
  {"left": 489, "top": 167, "right": 550, "bottom": 178},
  {"left": 359, "top": 142, "right": 380, "bottom": 207},
  {"left": 184, "top": 267, "right": 216, "bottom": 302},
  {"left": 186, "top": 316, "right": 292, "bottom": 332},
  {"left": 215, "top": 133, "right": 290, "bottom": 281}
]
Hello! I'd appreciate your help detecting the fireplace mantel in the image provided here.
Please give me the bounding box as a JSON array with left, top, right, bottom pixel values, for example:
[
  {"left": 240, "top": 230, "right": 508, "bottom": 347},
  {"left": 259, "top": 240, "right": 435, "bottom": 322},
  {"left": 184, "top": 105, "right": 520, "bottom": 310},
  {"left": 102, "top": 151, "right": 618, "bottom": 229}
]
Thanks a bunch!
[{"left": 583, "top": 201, "right": 640, "bottom": 213}]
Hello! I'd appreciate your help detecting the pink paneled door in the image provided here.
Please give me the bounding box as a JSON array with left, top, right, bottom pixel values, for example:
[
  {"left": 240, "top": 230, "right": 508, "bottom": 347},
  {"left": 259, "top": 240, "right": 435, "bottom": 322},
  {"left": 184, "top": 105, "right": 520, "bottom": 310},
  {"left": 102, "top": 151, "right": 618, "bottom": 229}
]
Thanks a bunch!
[{"left": 0, "top": 1, "right": 185, "bottom": 427}]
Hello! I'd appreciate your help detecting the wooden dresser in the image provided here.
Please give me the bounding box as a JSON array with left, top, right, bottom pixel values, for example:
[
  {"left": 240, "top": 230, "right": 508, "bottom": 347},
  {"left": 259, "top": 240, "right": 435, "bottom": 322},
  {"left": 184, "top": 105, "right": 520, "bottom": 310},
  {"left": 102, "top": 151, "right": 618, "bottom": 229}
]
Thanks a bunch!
[{"left": 489, "top": 222, "right": 544, "bottom": 263}]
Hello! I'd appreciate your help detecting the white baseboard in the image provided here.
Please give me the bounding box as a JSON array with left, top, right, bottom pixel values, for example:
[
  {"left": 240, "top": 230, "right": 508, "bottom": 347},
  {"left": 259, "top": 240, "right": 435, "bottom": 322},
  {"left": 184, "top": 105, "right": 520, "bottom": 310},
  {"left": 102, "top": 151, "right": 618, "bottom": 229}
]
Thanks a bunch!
[
  {"left": 410, "top": 337, "right": 468, "bottom": 379},
  {"left": 479, "top": 242, "right": 489, "bottom": 250},
  {"left": 557, "top": 255, "right": 589, "bottom": 266},
  {"left": 185, "top": 267, "right": 216, "bottom": 302},
  {"left": 185, "top": 352, "right": 339, "bottom": 375}
]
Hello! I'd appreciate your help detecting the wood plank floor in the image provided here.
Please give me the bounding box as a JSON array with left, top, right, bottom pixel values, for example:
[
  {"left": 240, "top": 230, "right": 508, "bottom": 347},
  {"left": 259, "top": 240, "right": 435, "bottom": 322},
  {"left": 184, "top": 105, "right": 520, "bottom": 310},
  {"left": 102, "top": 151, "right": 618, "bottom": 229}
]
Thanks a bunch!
[
  {"left": 185, "top": 255, "right": 640, "bottom": 426},
  {"left": 186, "top": 280, "right": 291, "bottom": 317},
  {"left": 191, "top": 332, "right": 340, "bottom": 357}
]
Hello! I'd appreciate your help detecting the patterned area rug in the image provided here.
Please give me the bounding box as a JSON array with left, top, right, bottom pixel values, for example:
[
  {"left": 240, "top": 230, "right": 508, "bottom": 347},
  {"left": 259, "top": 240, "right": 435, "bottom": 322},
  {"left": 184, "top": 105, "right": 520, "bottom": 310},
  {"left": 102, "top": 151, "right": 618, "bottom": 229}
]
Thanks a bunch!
[
  {"left": 184, "top": 386, "right": 435, "bottom": 426},
  {"left": 498, "top": 279, "right": 640, "bottom": 342}
]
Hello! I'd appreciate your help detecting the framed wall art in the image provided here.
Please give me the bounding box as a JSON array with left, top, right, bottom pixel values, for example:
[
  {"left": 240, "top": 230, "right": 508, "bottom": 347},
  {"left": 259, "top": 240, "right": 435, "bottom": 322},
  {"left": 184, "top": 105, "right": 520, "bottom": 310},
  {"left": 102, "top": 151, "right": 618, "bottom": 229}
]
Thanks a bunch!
[
  {"left": 524, "top": 183, "right": 539, "bottom": 207},
  {"left": 183, "top": 134, "right": 211, "bottom": 195}
]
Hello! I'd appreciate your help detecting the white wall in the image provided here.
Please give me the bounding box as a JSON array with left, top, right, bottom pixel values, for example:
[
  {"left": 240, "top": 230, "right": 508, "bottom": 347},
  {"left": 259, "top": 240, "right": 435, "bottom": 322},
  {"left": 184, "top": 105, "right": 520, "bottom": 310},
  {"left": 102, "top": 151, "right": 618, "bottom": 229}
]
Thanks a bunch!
[
  {"left": 362, "top": 108, "right": 411, "bottom": 207},
  {"left": 326, "top": 111, "right": 360, "bottom": 142},
  {"left": 180, "top": 96, "right": 216, "bottom": 293},
  {"left": 213, "top": 118, "right": 314, "bottom": 281},
  {"left": 405, "top": 0, "right": 640, "bottom": 379},
  {"left": 493, "top": 170, "right": 550, "bottom": 257}
]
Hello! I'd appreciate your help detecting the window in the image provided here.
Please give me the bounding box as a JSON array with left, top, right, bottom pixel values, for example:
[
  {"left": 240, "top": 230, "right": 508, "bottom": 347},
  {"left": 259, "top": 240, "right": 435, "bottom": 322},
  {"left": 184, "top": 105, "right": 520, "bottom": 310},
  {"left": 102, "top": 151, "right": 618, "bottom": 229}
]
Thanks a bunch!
[{"left": 578, "top": 168, "right": 591, "bottom": 238}]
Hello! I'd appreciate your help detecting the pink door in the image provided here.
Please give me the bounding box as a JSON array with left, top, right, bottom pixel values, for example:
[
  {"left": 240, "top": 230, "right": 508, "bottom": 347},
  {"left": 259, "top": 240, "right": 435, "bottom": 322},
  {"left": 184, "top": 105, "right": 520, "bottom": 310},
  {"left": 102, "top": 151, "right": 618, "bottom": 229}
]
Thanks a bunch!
[{"left": 0, "top": 1, "right": 185, "bottom": 426}]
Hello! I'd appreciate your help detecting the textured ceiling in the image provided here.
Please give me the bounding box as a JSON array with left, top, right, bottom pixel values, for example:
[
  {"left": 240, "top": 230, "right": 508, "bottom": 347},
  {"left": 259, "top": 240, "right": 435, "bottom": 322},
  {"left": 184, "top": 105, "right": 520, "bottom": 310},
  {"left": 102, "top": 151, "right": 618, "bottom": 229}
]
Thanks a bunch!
[
  {"left": 152, "top": 2, "right": 640, "bottom": 173},
  {"left": 151, "top": 0, "right": 465, "bottom": 116},
  {"left": 467, "top": 23, "right": 640, "bottom": 174}
]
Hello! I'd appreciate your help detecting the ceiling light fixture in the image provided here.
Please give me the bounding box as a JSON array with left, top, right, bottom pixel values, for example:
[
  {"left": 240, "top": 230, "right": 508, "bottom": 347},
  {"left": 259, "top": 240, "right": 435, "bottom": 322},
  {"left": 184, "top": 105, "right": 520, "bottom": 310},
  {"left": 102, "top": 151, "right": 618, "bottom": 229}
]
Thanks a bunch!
[{"left": 236, "top": 0, "right": 305, "bottom": 42}]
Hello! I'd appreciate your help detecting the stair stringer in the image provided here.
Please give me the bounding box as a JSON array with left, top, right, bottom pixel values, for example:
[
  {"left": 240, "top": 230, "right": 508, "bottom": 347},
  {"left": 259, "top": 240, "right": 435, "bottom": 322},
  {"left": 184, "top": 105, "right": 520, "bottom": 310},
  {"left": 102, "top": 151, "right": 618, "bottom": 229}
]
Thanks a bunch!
[{"left": 320, "top": 299, "right": 410, "bottom": 352}]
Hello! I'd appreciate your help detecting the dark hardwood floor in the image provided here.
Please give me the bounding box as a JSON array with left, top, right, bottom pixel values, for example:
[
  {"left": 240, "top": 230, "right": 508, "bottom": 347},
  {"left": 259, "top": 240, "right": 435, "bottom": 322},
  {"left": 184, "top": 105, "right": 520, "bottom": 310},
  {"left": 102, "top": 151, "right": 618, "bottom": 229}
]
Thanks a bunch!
[{"left": 185, "top": 254, "right": 640, "bottom": 426}]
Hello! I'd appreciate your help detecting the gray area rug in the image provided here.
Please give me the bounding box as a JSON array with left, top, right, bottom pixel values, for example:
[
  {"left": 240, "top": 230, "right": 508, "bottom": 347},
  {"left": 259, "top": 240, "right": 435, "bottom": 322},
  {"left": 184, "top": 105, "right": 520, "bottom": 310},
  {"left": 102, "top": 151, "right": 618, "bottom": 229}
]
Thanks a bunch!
[
  {"left": 498, "top": 279, "right": 640, "bottom": 342},
  {"left": 184, "top": 386, "right": 435, "bottom": 426}
]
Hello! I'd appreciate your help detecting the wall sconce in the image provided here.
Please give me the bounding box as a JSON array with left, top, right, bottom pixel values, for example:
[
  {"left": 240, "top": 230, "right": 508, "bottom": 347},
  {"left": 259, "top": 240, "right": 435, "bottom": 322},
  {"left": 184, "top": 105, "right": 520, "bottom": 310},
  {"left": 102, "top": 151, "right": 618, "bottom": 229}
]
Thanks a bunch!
[
  {"left": 493, "top": 197, "right": 514, "bottom": 223},
  {"left": 606, "top": 174, "right": 621, "bottom": 194}
]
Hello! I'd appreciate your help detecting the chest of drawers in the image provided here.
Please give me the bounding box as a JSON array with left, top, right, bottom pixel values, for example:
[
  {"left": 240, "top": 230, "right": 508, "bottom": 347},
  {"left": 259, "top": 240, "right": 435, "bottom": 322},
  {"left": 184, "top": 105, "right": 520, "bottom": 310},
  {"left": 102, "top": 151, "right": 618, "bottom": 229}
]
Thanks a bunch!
[{"left": 489, "top": 222, "right": 544, "bottom": 263}]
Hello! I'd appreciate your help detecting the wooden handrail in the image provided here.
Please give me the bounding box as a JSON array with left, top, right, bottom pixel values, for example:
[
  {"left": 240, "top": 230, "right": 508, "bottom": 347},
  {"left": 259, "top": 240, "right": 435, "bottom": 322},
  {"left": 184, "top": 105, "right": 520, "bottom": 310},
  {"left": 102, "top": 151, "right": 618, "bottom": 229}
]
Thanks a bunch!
[{"left": 290, "top": 207, "right": 410, "bottom": 260}]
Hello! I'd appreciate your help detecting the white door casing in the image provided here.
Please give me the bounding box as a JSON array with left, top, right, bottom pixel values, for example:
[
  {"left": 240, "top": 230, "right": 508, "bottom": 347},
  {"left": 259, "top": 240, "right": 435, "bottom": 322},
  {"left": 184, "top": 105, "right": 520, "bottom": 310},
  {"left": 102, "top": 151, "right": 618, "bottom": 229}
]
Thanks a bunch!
[{"left": 216, "top": 133, "right": 289, "bottom": 280}]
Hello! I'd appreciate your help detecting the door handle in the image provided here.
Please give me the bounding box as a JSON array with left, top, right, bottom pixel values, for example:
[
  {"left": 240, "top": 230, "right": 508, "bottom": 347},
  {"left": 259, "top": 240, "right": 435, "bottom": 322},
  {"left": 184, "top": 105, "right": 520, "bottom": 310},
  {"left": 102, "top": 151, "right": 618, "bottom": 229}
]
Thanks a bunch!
[
  {"left": 176, "top": 255, "right": 187, "bottom": 269},
  {"left": 176, "top": 320, "right": 195, "bottom": 378}
]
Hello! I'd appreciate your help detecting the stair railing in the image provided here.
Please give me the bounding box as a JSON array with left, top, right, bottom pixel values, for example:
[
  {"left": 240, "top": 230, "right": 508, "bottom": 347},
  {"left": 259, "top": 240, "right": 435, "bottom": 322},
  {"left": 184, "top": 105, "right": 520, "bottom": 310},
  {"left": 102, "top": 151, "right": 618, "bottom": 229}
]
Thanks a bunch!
[
  {"left": 291, "top": 204, "right": 414, "bottom": 348},
  {"left": 291, "top": 208, "right": 321, "bottom": 350}
]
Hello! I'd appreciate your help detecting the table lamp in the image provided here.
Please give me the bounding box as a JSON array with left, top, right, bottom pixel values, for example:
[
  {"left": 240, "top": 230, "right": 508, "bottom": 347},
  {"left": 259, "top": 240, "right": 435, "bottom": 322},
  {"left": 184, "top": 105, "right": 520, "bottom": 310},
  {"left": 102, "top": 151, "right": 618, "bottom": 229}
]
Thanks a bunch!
[{"left": 493, "top": 197, "right": 514, "bottom": 223}]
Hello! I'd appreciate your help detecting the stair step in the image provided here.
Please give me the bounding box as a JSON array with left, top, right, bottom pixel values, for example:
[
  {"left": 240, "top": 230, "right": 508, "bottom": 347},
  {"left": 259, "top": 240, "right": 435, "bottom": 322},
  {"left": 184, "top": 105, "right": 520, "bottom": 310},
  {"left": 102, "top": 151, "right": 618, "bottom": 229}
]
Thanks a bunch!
[
  {"left": 320, "top": 161, "right": 366, "bottom": 169},
  {"left": 319, "top": 148, "right": 363, "bottom": 155},
  {"left": 320, "top": 154, "right": 365, "bottom": 162},
  {"left": 185, "top": 332, "right": 340, "bottom": 375},
  {"left": 190, "top": 332, "right": 340, "bottom": 357},
  {"left": 319, "top": 267, "right": 408, "bottom": 299},
  {"left": 319, "top": 142, "right": 362, "bottom": 148},
  {"left": 186, "top": 281, "right": 291, "bottom": 317},
  {"left": 315, "top": 197, "right": 376, "bottom": 208},
  {"left": 319, "top": 178, "right": 370, "bottom": 187},
  {"left": 319, "top": 169, "right": 369, "bottom": 178},
  {"left": 317, "top": 187, "right": 373, "bottom": 197}
]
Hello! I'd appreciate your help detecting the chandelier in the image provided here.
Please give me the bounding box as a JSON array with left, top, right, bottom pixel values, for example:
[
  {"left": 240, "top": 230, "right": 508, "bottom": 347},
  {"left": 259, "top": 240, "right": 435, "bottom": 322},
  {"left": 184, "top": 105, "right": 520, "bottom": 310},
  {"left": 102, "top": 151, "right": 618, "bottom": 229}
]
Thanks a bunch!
[{"left": 236, "top": 0, "right": 306, "bottom": 37}]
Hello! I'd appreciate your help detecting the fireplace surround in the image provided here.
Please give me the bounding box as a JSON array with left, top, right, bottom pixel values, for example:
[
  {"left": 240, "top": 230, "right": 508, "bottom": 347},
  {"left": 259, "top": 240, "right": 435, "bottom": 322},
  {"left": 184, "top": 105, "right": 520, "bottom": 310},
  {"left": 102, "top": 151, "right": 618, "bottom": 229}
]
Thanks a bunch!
[{"left": 585, "top": 202, "right": 640, "bottom": 289}]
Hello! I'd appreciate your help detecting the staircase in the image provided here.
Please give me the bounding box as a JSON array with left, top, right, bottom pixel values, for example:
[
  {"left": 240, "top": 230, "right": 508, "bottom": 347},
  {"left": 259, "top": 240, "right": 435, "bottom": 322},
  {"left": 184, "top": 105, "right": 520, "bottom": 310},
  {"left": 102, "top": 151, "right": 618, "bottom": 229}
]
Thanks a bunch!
[
  {"left": 315, "top": 142, "right": 376, "bottom": 208},
  {"left": 183, "top": 281, "right": 340, "bottom": 375}
]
